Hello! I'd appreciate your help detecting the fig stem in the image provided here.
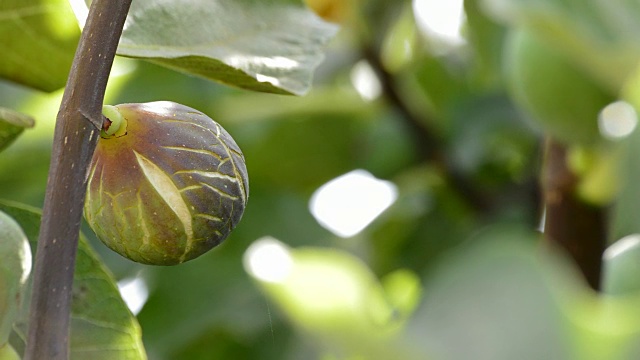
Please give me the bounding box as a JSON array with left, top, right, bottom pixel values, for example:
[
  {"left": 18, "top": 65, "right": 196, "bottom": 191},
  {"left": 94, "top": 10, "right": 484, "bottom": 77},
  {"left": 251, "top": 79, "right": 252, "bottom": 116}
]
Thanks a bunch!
[
  {"left": 101, "top": 105, "right": 127, "bottom": 138},
  {"left": 24, "top": 1, "right": 132, "bottom": 359}
]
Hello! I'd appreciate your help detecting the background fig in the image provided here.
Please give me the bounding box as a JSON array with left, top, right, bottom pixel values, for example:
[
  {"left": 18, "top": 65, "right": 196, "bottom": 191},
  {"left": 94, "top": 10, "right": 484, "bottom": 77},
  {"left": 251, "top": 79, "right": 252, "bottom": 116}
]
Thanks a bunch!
[
  {"left": 503, "top": 29, "right": 615, "bottom": 145},
  {"left": 84, "top": 101, "right": 249, "bottom": 265},
  {"left": 0, "top": 210, "right": 31, "bottom": 346}
]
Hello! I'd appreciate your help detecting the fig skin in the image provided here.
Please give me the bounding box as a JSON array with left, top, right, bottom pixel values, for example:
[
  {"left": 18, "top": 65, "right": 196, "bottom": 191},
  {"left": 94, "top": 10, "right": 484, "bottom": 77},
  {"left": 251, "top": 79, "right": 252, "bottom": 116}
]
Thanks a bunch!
[
  {"left": 0, "top": 210, "right": 31, "bottom": 345},
  {"left": 84, "top": 101, "right": 248, "bottom": 265},
  {"left": 504, "top": 29, "right": 614, "bottom": 145}
]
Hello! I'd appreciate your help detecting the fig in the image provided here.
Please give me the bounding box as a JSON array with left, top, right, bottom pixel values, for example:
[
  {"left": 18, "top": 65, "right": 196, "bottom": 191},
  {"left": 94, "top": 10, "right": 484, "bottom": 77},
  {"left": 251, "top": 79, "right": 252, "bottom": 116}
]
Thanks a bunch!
[
  {"left": 84, "top": 102, "right": 249, "bottom": 265},
  {"left": 504, "top": 29, "right": 614, "bottom": 145},
  {"left": 0, "top": 210, "right": 31, "bottom": 346}
]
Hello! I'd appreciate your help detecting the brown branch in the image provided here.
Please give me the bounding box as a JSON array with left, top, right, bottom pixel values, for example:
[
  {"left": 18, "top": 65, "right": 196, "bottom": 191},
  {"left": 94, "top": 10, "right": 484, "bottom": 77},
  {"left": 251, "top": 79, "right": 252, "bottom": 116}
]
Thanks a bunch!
[
  {"left": 362, "top": 46, "right": 440, "bottom": 157},
  {"left": 541, "top": 138, "right": 605, "bottom": 290},
  {"left": 24, "top": 1, "right": 132, "bottom": 359},
  {"left": 362, "top": 46, "right": 491, "bottom": 213}
]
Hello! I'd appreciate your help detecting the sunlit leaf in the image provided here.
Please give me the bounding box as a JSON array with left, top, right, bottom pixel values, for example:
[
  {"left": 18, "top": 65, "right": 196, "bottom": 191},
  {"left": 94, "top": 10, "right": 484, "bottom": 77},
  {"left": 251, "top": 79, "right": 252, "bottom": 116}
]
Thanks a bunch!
[
  {"left": 0, "top": 107, "right": 35, "bottom": 153},
  {"left": 0, "top": 200, "right": 146, "bottom": 360},
  {"left": 116, "top": 0, "right": 339, "bottom": 95},
  {"left": 246, "top": 238, "right": 421, "bottom": 359},
  {"left": 380, "top": 3, "right": 417, "bottom": 73},
  {"left": 380, "top": 269, "right": 421, "bottom": 320},
  {"left": 0, "top": 0, "right": 80, "bottom": 91},
  {"left": 0, "top": 343, "right": 19, "bottom": 359}
]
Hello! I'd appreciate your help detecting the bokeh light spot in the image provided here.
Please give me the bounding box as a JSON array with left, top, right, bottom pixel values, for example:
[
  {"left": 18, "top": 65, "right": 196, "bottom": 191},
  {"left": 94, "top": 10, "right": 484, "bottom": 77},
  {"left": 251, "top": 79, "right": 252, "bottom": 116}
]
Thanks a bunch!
[
  {"left": 117, "top": 275, "right": 149, "bottom": 316},
  {"left": 413, "top": 0, "right": 466, "bottom": 48},
  {"left": 244, "top": 237, "right": 293, "bottom": 283},
  {"left": 309, "top": 170, "right": 398, "bottom": 238},
  {"left": 599, "top": 101, "right": 638, "bottom": 140},
  {"left": 350, "top": 61, "right": 382, "bottom": 102}
]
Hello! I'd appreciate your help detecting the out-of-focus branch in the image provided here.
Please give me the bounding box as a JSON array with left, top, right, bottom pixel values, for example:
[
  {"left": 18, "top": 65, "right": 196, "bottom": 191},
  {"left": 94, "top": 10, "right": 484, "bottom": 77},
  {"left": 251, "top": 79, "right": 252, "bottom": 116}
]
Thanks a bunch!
[
  {"left": 362, "top": 46, "right": 491, "bottom": 213},
  {"left": 541, "top": 139, "right": 605, "bottom": 290}
]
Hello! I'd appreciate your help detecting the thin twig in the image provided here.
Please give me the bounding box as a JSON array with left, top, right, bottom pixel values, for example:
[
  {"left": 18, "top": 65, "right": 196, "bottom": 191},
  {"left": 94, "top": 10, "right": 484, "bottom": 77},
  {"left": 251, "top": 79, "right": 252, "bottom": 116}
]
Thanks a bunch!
[
  {"left": 362, "top": 46, "right": 440, "bottom": 157},
  {"left": 24, "top": 1, "right": 132, "bottom": 359},
  {"left": 362, "top": 46, "right": 491, "bottom": 213}
]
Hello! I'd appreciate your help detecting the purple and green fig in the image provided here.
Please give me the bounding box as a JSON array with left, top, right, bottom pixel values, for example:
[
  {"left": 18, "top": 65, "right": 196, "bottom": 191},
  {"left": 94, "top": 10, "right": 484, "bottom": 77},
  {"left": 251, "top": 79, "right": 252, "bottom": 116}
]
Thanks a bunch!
[{"left": 84, "top": 102, "right": 249, "bottom": 265}]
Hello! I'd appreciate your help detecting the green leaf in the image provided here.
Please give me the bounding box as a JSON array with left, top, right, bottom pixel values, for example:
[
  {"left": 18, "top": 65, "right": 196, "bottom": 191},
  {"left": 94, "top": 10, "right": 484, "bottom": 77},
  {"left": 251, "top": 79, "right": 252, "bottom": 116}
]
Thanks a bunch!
[
  {"left": 135, "top": 189, "right": 328, "bottom": 357},
  {"left": 480, "top": 0, "right": 640, "bottom": 92},
  {"left": 246, "top": 238, "right": 421, "bottom": 360},
  {"left": 413, "top": 55, "right": 470, "bottom": 132},
  {"left": 235, "top": 113, "right": 362, "bottom": 193},
  {"left": 602, "top": 235, "right": 640, "bottom": 296},
  {"left": 0, "top": 343, "right": 19, "bottom": 360},
  {"left": 464, "top": 0, "right": 507, "bottom": 88},
  {"left": 116, "top": 0, "right": 339, "bottom": 95},
  {"left": 0, "top": 0, "right": 80, "bottom": 92},
  {"left": 610, "top": 123, "right": 640, "bottom": 242},
  {"left": 403, "top": 226, "right": 576, "bottom": 359},
  {"left": 0, "top": 108, "right": 35, "bottom": 153},
  {"left": 0, "top": 200, "right": 146, "bottom": 360}
]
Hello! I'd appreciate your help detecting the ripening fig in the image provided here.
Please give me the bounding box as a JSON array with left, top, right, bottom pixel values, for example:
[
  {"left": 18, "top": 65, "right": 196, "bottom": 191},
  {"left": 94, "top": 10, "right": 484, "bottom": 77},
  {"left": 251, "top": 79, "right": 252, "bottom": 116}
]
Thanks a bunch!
[{"left": 84, "top": 102, "right": 249, "bottom": 265}]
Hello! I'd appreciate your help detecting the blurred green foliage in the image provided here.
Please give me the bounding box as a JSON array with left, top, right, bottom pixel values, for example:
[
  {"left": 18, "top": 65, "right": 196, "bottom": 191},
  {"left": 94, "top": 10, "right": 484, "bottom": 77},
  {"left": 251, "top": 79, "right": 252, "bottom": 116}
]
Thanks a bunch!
[
  {"left": 4, "top": 0, "right": 640, "bottom": 359},
  {"left": 0, "top": 201, "right": 145, "bottom": 359}
]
